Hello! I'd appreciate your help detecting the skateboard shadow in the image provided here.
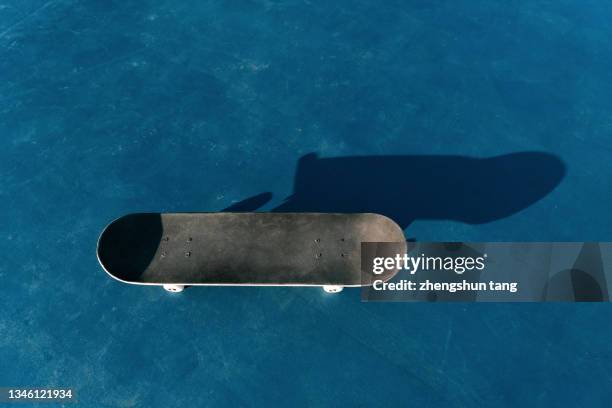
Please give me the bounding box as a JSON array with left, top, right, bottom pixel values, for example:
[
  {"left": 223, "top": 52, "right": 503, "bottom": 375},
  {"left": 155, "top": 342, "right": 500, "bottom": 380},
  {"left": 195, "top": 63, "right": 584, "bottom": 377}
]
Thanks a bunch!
[
  {"left": 231, "top": 152, "right": 566, "bottom": 230},
  {"left": 223, "top": 192, "right": 273, "bottom": 212},
  {"left": 544, "top": 243, "right": 608, "bottom": 301}
]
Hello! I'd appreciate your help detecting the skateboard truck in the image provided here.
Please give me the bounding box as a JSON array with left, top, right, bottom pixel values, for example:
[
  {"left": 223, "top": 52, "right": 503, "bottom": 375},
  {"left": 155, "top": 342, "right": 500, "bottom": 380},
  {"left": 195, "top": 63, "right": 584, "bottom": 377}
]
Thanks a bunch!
[{"left": 161, "top": 284, "right": 343, "bottom": 294}]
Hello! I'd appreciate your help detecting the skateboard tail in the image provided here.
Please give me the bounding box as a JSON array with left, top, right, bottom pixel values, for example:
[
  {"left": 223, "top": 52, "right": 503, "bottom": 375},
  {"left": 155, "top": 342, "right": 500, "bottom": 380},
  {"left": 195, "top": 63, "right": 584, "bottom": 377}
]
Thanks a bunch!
[{"left": 97, "top": 213, "right": 164, "bottom": 284}]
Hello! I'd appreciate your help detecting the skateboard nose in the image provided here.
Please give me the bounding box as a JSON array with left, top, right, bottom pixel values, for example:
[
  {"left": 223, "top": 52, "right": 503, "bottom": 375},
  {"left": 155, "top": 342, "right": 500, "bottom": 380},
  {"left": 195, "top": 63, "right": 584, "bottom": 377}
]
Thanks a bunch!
[{"left": 97, "top": 213, "right": 163, "bottom": 281}]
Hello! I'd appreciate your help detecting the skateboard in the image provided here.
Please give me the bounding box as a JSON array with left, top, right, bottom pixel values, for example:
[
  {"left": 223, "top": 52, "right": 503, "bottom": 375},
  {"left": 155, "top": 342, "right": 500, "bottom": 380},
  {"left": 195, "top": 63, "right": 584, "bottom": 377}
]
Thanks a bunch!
[{"left": 97, "top": 212, "right": 406, "bottom": 293}]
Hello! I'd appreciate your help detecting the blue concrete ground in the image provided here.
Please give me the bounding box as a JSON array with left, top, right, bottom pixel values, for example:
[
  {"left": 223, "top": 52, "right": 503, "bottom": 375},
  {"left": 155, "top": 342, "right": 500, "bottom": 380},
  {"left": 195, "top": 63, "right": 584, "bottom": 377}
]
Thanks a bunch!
[{"left": 2, "top": 1, "right": 612, "bottom": 406}]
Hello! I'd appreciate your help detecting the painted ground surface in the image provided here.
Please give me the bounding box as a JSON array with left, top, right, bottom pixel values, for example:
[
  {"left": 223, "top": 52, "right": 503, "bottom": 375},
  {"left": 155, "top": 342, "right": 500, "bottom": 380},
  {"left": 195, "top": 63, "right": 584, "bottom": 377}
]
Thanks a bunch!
[{"left": 1, "top": 1, "right": 612, "bottom": 406}]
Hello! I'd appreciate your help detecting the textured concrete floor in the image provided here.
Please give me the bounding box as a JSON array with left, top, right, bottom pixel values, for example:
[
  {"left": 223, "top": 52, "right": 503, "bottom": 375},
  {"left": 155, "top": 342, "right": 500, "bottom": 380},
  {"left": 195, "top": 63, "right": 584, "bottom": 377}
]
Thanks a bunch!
[{"left": 1, "top": 1, "right": 612, "bottom": 406}]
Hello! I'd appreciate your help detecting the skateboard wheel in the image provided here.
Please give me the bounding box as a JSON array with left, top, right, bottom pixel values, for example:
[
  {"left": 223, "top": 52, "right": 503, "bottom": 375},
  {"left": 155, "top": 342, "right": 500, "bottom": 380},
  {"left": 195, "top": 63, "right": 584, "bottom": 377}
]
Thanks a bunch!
[
  {"left": 163, "top": 284, "right": 185, "bottom": 293},
  {"left": 323, "top": 285, "right": 343, "bottom": 294}
]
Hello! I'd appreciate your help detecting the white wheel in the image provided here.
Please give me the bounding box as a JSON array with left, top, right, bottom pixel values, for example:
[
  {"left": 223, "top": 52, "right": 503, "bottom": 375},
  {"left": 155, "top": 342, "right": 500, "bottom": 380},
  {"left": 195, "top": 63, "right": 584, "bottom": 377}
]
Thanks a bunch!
[
  {"left": 323, "top": 285, "right": 343, "bottom": 293},
  {"left": 163, "top": 284, "right": 185, "bottom": 293}
]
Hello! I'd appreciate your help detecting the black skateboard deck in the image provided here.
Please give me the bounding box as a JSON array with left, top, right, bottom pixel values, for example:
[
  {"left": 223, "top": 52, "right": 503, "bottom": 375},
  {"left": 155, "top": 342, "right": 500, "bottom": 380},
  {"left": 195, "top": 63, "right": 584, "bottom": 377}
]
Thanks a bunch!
[{"left": 97, "top": 212, "right": 405, "bottom": 292}]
